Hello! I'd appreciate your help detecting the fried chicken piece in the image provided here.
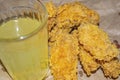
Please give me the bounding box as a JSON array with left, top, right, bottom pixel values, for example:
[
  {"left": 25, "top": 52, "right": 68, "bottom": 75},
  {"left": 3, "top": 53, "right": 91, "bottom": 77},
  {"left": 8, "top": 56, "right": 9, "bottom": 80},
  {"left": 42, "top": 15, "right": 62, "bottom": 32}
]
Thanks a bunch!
[
  {"left": 46, "top": 2, "right": 100, "bottom": 46},
  {"left": 77, "top": 22, "right": 119, "bottom": 61},
  {"left": 79, "top": 47, "right": 100, "bottom": 76},
  {"left": 101, "top": 59, "right": 120, "bottom": 78},
  {"left": 57, "top": 2, "right": 99, "bottom": 29},
  {"left": 46, "top": 1, "right": 120, "bottom": 79},
  {"left": 50, "top": 31, "right": 79, "bottom": 80}
]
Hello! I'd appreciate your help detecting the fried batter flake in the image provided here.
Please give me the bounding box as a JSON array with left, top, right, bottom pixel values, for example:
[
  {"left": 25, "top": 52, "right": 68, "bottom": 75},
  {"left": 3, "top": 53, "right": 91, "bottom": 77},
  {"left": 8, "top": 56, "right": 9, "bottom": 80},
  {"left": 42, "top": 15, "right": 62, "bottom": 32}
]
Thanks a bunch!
[
  {"left": 77, "top": 22, "right": 119, "bottom": 61},
  {"left": 50, "top": 31, "right": 79, "bottom": 80},
  {"left": 101, "top": 59, "right": 120, "bottom": 78},
  {"left": 79, "top": 47, "right": 100, "bottom": 76}
]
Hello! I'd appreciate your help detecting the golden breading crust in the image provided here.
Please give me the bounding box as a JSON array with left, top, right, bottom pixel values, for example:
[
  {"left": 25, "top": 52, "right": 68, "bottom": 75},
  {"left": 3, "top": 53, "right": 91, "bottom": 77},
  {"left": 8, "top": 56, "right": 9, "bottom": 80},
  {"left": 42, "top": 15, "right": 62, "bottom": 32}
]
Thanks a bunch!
[
  {"left": 50, "top": 31, "right": 79, "bottom": 80},
  {"left": 45, "top": 2, "right": 57, "bottom": 32},
  {"left": 45, "top": 2, "right": 57, "bottom": 18},
  {"left": 101, "top": 59, "right": 120, "bottom": 78},
  {"left": 77, "top": 22, "right": 119, "bottom": 61},
  {"left": 79, "top": 47, "right": 100, "bottom": 76},
  {"left": 57, "top": 2, "right": 99, "bottom": 28},
  {"left": 45, "top": 2, "right": 100, "bottom": 46},
  {"left": 45, "top": 2, "right": 57, "bottom": 46},
  {"left": 45, "top": 1, "right": 120, "bottom": 79}
]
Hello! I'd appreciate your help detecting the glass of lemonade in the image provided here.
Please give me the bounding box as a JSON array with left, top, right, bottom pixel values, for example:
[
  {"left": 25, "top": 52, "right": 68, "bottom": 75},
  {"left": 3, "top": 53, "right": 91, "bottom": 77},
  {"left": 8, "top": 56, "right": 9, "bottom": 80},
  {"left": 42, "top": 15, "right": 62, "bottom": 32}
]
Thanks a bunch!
[{"left": 0, "top": 0, "right": 48, "bottom": 80}]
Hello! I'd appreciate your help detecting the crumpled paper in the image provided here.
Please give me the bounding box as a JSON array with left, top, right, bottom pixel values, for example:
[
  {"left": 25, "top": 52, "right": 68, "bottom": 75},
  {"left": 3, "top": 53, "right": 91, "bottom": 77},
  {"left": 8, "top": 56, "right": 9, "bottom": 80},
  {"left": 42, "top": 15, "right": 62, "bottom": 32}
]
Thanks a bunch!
[{"left": 0, "top": 0, "right": 120, "bottom": 80}]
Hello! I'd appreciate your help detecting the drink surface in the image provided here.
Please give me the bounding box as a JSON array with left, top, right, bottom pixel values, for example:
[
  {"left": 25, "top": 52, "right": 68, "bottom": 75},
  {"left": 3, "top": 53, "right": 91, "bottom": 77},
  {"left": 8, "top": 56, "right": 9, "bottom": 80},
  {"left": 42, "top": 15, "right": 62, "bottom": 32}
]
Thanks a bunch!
[
  {"left": 0, "top": 17, "right": 48, "bottom": 80},
  {"left": 0, "top": 17, "right": 42, "bottom": 39}
]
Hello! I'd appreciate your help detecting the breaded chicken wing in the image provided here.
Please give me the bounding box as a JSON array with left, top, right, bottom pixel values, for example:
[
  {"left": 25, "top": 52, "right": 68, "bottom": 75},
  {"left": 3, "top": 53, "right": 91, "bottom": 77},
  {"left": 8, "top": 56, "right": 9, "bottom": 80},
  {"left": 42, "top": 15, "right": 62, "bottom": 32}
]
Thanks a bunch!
[
  {"left": 57, "top": 2, "right": 99, "bottom": 29},
  {"left": 77, "top": 22, "right": 119, "bottom": 61},
  {"left": 50, "top": 31, "right": 79, "bottom": 80}
]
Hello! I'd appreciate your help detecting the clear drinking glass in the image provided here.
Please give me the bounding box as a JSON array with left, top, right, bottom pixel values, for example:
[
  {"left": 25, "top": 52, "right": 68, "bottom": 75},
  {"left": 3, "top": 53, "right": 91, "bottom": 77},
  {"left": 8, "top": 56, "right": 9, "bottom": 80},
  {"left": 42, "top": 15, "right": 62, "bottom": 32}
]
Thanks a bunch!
[{"left": 0, "top": 0, "right": 48, "bottom": 80}]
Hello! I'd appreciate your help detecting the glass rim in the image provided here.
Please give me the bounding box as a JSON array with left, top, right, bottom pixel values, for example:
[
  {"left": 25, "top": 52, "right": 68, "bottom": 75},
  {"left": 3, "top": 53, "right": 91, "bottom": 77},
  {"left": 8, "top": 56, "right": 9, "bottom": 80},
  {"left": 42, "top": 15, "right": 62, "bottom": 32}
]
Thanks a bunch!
[{"left": 0, "top": 0, "right": 48, "bottom": 42}]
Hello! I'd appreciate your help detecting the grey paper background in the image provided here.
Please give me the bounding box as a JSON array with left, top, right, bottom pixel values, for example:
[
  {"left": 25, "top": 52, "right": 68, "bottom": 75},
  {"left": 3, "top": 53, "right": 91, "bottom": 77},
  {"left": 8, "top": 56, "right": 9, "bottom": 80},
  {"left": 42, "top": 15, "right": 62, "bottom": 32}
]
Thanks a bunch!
[{"left": 0, "top": 0, "right": 120, "bottom": 80}]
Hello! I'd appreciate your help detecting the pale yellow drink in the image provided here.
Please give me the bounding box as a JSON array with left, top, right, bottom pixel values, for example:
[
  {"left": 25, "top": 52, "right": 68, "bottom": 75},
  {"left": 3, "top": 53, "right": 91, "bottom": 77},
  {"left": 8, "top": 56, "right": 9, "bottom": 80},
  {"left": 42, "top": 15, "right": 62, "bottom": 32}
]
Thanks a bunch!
[{"left": 0, "top": 17, "right": 48, "bottom": 80}]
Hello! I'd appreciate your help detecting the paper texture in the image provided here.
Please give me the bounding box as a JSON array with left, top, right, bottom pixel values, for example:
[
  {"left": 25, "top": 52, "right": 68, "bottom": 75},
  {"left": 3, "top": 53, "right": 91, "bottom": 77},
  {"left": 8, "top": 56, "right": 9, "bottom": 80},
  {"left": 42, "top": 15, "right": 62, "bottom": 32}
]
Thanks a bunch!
[{"left": 0, "top": 0, "right": 120, "bottom": 80}]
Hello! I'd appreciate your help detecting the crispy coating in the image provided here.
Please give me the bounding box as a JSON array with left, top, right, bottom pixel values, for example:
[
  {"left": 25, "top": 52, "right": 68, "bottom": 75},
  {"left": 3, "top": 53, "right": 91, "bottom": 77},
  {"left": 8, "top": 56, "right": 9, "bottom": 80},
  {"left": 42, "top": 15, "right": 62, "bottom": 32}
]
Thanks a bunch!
[
  {"left": 45, "top": 2, "right": 57, "bottom": 31},
  {"left": 77, "top": 22, "right": 119, "bottom": 61},
  {"left": 48, "top": 26, "right": 59, "bottom": 46},
  {"left": 79, "top": 47, "right": 100, "bottom": 76},
  {"left": 101, "top": 59, "right": 120, "bottom": 78},
  {"left": 47, "top": 18, "right": 57, "bottom": 34},
  {"left": 49, "top": 27, "right": 72, "bottom": 46},
  {"left": 45, "top": 2, "right": 100, "bottom": 46},
  {"left": 57, "top": 2, "right": 99, "bottom": 29},
  {"left": 45, "top": 1, "right": 120, "bottom": 79},
  {"left": 45, "top": 2, "right": 57, "bottom": 18},
  {"left": 50, "top": 31, "right": 79, "bottom": 80},
  {"left": 45, "top": 2, "right": 57, "bottom": 46}
]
